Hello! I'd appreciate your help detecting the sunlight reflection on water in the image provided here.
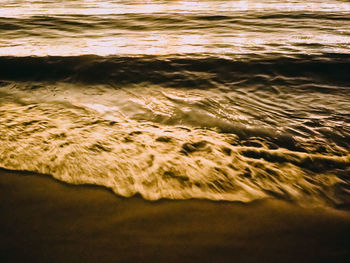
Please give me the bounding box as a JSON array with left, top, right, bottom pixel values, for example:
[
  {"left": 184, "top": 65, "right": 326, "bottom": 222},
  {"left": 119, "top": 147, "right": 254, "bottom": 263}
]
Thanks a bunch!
[{"left": 1, "top": 0, "right": 350, "bottom": 56}]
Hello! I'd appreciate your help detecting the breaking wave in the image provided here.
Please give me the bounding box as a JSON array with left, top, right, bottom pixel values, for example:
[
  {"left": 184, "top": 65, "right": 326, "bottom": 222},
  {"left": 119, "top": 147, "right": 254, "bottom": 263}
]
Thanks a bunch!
[
  {"left": 0, "top": 79, "right": 349, "bottom": 207},
  {"left": 1, "top": 55, "right": 350, "bottom": 87}
]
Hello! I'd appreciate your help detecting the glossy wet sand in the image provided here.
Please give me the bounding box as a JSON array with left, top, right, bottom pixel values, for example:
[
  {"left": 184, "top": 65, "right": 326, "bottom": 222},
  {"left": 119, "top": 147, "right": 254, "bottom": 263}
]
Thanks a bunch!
[{"left": 0, "top": 169, "right": 349, "bottom": 263}]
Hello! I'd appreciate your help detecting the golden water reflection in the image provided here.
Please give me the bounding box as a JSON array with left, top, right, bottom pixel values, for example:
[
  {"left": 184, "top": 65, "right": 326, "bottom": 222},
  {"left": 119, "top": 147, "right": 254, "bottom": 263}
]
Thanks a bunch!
[{"left": 1, "top": 0, "right": 350, "bottom": 56}]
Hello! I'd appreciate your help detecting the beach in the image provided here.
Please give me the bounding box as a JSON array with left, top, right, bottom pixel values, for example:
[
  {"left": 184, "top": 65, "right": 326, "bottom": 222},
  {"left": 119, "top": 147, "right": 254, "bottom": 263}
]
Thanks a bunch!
[
  {"left": 1, "top": 168, "right": 349, "bottom": 263},
  {"left": 1, "top": 1, "right": 350, "bottom": 262}
]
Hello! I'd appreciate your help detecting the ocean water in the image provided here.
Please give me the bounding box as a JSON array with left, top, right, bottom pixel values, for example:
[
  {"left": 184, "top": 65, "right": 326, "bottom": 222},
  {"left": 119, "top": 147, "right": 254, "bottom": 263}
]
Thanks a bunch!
[{"left": 0, "top": 0, "right": 349, "bottom": 207}]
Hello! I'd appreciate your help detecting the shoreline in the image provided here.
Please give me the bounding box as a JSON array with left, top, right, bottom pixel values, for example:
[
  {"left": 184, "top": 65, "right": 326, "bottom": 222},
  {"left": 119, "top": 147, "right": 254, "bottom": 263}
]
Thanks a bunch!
[{"left": 1, "top": 168, "right": 349, "bottom": 263}]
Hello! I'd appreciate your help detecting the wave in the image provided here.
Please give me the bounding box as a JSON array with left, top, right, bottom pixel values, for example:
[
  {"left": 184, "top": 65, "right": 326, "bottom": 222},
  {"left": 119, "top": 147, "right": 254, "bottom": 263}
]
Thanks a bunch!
[
  {"left": 0, "top": 53, "right": 349, "bottom": 208},
  {"left": 2, "top": 12, "right": 350, "bottom": 32},
  {"left": 0, "top": 102, "right": 349, "bottom": 207},
  {"left": 1, "top": 54, "right": 350, "bottom": 87}
]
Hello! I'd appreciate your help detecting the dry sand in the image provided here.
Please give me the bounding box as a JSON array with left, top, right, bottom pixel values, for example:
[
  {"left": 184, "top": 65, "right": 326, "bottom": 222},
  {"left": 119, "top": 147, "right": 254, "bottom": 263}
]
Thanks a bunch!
[{"left": 0, "top": 168, "right": 349, "bottom": 263}]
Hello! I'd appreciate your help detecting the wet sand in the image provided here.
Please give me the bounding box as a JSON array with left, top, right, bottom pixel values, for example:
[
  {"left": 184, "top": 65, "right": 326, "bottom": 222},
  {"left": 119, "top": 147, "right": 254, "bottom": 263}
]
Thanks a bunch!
[{"left": 0, "top": 168, "right": 349, "bottom": 263}]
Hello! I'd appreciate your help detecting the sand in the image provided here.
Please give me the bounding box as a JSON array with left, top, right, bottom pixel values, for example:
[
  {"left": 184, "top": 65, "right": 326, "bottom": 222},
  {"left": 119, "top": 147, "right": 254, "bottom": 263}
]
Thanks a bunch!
[{"left": 0, "top": 168, "right": 349, "bottom": 263}]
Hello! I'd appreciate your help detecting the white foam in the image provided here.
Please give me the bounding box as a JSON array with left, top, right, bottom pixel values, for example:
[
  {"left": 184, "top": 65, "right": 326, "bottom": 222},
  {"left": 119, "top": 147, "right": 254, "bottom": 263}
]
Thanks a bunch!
[{"left": 0, "top": 101, "right": 347, "bottom": 206}]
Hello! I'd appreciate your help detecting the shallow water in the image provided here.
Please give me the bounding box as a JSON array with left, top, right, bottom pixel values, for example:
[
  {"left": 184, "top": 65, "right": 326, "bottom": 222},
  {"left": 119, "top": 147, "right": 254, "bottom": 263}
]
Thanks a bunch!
[{"left": 0, "top": 0, "right": 349, "bottom": 207}]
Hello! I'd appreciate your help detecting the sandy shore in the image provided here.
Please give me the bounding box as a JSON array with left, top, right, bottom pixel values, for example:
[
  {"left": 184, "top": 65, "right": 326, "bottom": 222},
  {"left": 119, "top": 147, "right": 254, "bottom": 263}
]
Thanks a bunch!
[{"left": 0, "top": 168, "right": 349, "bottom": 263}]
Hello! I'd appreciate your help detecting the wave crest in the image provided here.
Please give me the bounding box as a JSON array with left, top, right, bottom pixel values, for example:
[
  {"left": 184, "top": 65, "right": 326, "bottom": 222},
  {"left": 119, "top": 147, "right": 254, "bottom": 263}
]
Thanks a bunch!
[{"left": 1, "top": 54, "right": 350, "bottom": 87}]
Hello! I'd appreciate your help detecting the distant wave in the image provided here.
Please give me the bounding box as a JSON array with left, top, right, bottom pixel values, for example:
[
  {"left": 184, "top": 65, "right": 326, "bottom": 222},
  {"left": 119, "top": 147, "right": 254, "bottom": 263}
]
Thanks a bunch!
[
  {"left": 1, "top": 12, "right": 350, "bottom": 32},
  {"left": 1, "top": 54, "right": 350, "bottom": 87}
]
